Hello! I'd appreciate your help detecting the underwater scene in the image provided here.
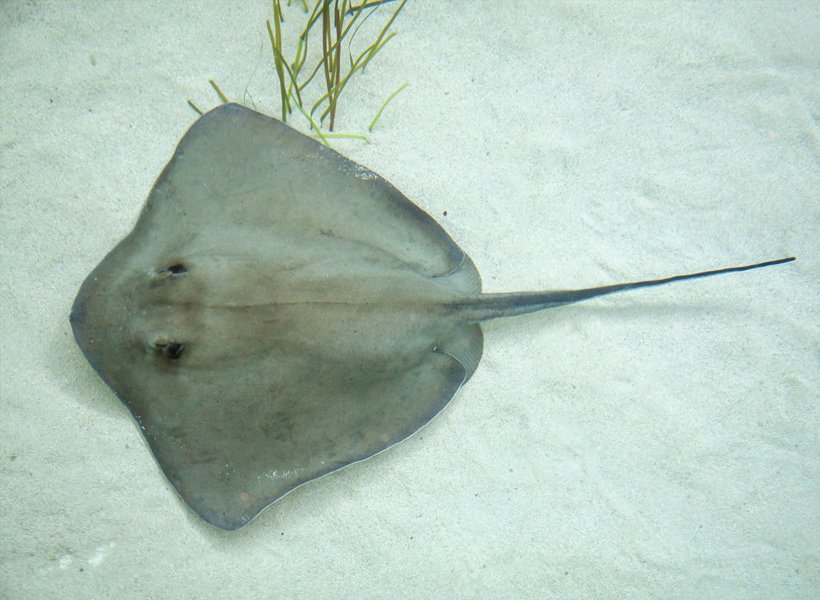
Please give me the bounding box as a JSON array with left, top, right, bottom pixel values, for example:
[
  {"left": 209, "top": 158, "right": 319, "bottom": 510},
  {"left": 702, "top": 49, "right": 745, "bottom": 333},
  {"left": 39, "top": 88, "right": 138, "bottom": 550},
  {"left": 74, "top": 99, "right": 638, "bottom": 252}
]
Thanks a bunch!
[{"left": 1, "top": 2, "right": 816, "bottom": 598}]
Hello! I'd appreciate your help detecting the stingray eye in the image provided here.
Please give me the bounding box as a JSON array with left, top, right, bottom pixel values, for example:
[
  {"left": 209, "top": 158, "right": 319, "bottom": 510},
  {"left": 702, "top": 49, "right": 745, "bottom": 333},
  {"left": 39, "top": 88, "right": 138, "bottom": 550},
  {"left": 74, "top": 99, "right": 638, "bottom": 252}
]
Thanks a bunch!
[
  {"left": 155, "top": 263, "right": 188, "bottom": 279},
  {"left": 154, "top": 341, "right": 185, "bottom": 360}
]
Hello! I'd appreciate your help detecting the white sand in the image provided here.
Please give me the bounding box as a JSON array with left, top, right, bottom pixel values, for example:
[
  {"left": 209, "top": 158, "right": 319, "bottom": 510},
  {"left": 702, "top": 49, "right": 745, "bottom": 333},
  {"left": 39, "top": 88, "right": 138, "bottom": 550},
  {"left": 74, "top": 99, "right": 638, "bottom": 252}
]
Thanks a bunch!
[{"left": 1, "top": 2, "right": 816, "bottom": 598}]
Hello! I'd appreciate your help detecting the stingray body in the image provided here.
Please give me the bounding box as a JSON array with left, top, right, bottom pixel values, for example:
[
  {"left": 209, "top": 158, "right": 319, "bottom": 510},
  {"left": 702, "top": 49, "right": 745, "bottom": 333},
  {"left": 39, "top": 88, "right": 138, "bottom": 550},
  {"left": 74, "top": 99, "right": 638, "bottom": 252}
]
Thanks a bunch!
[{"left": 70, "top": 103, "right": 793, "bottom": 530}]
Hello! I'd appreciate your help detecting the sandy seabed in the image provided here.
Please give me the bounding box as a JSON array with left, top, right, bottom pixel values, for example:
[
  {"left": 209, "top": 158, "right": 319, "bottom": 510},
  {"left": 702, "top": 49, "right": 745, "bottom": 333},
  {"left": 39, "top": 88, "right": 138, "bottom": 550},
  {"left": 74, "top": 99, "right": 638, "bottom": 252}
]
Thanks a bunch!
[{"left": 1, "top": 2, "right": 817, "bottom": 598}]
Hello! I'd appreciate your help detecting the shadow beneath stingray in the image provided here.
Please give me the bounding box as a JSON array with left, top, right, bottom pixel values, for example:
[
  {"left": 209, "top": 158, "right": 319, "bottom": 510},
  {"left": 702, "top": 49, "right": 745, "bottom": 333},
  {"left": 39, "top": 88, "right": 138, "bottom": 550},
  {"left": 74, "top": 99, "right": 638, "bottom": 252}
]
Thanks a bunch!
[{"left": 481, "top": 297, "right": 751, "bottom": 338}]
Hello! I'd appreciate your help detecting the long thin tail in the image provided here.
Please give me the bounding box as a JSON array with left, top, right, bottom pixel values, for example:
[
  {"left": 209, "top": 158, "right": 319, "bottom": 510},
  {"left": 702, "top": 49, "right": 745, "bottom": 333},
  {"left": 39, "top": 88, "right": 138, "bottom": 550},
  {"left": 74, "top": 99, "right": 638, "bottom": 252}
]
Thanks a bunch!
[{"left": 456, "top": 257, "right": 795, "bottom": 322}]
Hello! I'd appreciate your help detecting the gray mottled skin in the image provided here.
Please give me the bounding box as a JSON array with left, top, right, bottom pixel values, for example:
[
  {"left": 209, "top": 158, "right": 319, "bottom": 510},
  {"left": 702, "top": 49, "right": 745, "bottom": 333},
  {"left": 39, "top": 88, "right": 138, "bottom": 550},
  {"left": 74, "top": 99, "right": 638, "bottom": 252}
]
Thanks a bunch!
[{"left": 70, "top": 104, "right": 793, "bottom": 530}]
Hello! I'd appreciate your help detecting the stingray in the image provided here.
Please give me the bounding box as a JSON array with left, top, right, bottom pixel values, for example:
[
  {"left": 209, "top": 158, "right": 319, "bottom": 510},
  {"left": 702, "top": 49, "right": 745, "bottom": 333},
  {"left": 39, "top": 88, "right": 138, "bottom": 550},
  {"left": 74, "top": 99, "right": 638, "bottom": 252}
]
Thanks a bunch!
[{"left": 70, "top": 103, "right": 793, "bottom": 530}]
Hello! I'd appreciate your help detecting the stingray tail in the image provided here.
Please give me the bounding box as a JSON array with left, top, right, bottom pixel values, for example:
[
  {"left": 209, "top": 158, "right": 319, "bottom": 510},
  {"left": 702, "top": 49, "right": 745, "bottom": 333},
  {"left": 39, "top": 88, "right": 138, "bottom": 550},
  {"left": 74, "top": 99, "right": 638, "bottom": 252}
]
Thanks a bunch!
[{"left": 455, "top": 257, "right": 795, "bottom": 322}]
